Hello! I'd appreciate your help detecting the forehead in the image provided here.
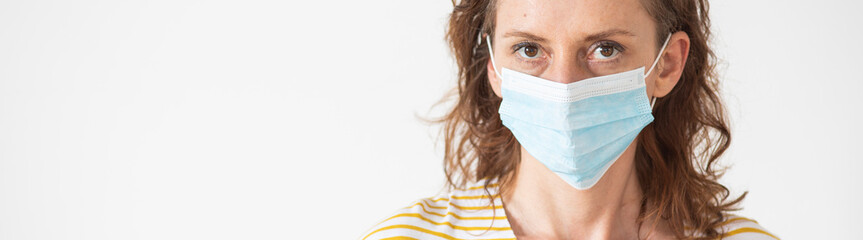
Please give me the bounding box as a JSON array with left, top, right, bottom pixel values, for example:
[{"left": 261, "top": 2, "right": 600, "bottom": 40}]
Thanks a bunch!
[{"left": 495, "top": 0, "right": 656, "bottom": 41}]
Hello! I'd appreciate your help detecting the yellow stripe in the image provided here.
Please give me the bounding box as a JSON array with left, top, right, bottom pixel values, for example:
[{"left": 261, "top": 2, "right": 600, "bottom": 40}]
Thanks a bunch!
[
  {"left": 453, "top": 194, "right": 499, "bottom": 200},
  {"left": 722, "top": 227, "right": 779, "bottom": 240},
  {"left": 430, "top": 194, "right": 500, "bottom": 202},
  {"left": 459, "top": 183, "right": 500, "bottom": 191},
  {"left": 362, "top": 224, "right": 516, "bottom": 240},
  {"left": 380, "top": 237, "right": 419, "bottom": 240},
  {"left": 363, "top": 224, "right": 456, "bottom": 240},
  {"left": 422, "top": 199, "right": 504, "bottom": 210},
  {"left": 683, "top": 216, "right": 762, "bottom": 230},
  {"left": 380, "top": 213, "right": 512, "bottom": 231},
  {"left": 719, "top": 217, "right": 759, "bottom": 226},
  {"left": 404, "top": 202, "right": 508, "bottom": 220}
]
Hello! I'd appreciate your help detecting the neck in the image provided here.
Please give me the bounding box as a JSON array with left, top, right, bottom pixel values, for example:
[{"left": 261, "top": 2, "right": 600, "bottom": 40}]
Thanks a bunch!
[{"left": 501, "top": 141, "right": 651, "bottom": 240}]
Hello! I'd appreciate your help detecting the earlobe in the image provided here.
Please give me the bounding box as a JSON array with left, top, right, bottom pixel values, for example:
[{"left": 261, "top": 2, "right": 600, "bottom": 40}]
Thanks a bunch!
[{"left": 653, "top": 31, "right": 690, "bottom": 98}]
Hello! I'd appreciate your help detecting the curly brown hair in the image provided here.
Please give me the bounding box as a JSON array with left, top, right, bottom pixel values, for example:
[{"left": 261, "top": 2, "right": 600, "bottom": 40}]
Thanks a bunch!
[{"left": 435, "top": 0, "right": 746, "bottom": 239}]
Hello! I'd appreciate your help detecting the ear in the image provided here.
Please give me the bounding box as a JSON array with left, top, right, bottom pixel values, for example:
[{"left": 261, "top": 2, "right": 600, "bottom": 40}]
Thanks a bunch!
[
  {"left": 653, "top": 31, "right": 690, "bottom": 98},
  {"left": 487, "top": 57, "right": 503, "bottom": 98}
]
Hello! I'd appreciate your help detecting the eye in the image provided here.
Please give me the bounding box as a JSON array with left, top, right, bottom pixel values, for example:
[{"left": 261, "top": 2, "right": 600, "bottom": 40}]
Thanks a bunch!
[
  {"left": 515, "top": 43, "right": 542, "bottom": 59},
  {"left": 589, "top": 42, "right": 623, "bottom": 60}
]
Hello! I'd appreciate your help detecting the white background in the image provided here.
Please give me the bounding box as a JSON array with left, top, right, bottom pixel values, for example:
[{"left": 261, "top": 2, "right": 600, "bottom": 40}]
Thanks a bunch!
[{"left": 1, "top": 0, "right": 860, "bottom": 239}]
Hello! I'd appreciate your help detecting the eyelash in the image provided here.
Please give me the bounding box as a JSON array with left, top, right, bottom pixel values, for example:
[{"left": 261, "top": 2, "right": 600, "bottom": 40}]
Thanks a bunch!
[
  {"left": 509, "top": 40, "right": 626, "bottom": 66},
  {"left": 511, "top": 42, "right": 545, "bottom": 62},
  {"left": 587, "top": 41, "right": 626, "bottom": 64},
  {"left": 511, "top": 42, "right": 538, "bottom": 53}
]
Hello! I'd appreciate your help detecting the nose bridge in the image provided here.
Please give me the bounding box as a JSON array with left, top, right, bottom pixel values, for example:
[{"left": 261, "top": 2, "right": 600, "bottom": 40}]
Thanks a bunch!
[{"left": 543, "top": 51, "right": 588, "bottom": 84}]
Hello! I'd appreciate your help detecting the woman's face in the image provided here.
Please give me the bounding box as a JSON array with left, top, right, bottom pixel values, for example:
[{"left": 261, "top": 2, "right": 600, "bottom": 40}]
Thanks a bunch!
[{"left": 488, "top": 0, "right": 675, "bottom": 98}]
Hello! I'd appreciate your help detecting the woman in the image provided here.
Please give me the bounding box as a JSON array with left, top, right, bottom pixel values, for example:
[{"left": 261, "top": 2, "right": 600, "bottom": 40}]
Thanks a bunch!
[{"left": 363, "top": 0, "right": 777, "bottom": 239}]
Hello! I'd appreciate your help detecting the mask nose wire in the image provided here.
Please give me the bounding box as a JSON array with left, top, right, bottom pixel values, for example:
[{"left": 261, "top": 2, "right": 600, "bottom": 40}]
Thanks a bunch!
[{"left": 648, "top": 33, "right": 672, "bottom": 109}]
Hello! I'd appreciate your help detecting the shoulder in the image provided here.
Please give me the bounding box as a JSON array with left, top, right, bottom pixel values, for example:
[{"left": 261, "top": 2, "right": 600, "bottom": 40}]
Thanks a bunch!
[
  {"left": 360, "top": 180, "right": 515, "bottom": 240},
  {"left": 715, "top": 214, "right": 779, "bottom": 240}
]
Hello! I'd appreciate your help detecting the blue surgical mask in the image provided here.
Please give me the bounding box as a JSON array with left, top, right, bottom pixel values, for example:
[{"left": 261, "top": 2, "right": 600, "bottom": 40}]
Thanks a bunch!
[{"left": 486, "top": 34, "right": 671, "bottom": 190}]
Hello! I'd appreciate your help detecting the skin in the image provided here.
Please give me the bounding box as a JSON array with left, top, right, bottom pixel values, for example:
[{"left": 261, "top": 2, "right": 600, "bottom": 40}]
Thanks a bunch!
[{"left": 485, "top": 0, "right": 691, "bottom": 239}]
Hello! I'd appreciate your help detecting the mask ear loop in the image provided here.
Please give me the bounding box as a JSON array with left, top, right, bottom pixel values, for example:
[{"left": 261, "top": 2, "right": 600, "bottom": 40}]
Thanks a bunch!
[
  {"left": 485, "top": 34, "right": 503, "bottom": 80},
  {"left": 647, "top": 33, "right": 672, "bottom": 109}
]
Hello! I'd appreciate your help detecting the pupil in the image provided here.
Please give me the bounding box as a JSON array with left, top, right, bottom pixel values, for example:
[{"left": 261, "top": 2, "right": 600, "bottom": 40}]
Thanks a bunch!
[
  {"left": 600, "top": 46, "right": 613, "bottom": 57},
  {"left": 525, "top": 47, "right": 537, "bottom": 57}
]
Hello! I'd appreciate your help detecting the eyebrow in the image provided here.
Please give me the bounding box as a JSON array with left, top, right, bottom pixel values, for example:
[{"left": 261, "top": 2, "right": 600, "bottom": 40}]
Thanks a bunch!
[
  {"left": 502, "top": 31, "right": 549, "bottom": 43},
  {"left": 501, "top": 28, "right": 635, "bottom": 43},
  {"left": 583, "top": 29, "right": 636, "bottom": 43}
]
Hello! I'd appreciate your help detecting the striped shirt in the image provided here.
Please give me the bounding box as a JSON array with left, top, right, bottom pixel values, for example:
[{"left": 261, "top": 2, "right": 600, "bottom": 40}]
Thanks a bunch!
[{"left": 361, "top": 179, "right": 778, "bottom": 240}]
